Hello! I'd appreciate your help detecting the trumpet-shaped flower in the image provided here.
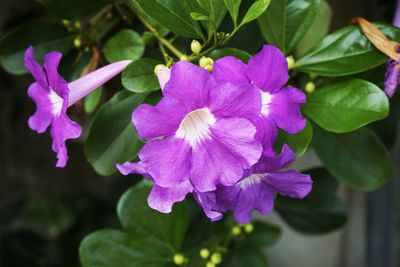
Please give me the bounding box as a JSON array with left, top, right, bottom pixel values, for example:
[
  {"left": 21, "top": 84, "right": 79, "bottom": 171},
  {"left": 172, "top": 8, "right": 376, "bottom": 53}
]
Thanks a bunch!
[
  {"left": 25, "top": 46, "right": 131, "bottom": 167},
  {"left": 121, "top": 61, "right": 263, "bottom": 193},
  {"left": 213, "top": 45, "right": 306, "bottom": 156}
]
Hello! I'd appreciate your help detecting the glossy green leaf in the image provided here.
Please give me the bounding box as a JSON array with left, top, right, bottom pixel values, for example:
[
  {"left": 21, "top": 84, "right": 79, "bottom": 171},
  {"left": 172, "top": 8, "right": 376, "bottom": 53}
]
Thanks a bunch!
[
  {"left": 240, "top": 0, "right": 271, "bottom": 26},
  {"left": 303, "top": 79, "right": 389, "bottom": 133},
  {"left": 0, "top": 21, "right": 75, "bottom": 74},
  {"left": 246, "top": 221, "right": 282, "bottom": 247},
  {"left": 312, "top": 126, "right": 393, "bottom": 191},
  {"left": 209, "top": 47, "right": 251, "bottom": 63},
  {"left": 296, "top": 0, "right": 332, "bottom": 57},
  {"left": 84, "top": 87, "right": 102, "bottom": 114},
  {"left": 258, "top": 0, "right": 320, "bottom": 55},
  {"left": 117, "top": 180, "right": 189, "bottom": 254},
  {"left": 190, "top": 12, "right": 209, "bottom": 21},
  {"left": 133, "top": 0, "right": 203, "bottom": 38},
  {"left": 294, "top": 23, "right": 400, "bottom": 76},
  {"left": 276, "top": 167, "right": 347, "bottom": 234},
  {"left": 84, "top": 91, "right": 147, "bottom": 176},
  {"left": 231, "top": 243, "right": 269, "bottom": 267},
  {"left": 103, "top": 29, "right": 145, "bottom": 63},
  {"left": 37, "top": 0, "right": 112, "bottom": 20},
  {"left": 275, "top": 119, "right": 313, "bottom": 157},
  {"left": 122, "top": 58, "right": 162, "bottom": 93},
  {"left": 224, "top": 0, "right": 241, "bottom": 24}
]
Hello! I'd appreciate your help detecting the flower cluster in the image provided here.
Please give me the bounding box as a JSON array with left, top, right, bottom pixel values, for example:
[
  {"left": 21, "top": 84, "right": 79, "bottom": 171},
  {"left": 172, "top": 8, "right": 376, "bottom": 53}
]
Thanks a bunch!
[{"left": 116, "top": 45, "right": 312, "bottom": 223}]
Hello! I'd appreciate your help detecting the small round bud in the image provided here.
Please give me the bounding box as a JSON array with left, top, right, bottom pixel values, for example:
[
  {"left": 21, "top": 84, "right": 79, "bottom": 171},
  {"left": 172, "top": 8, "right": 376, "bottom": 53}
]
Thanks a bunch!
[
  {"left": 309, "top": 73, "right": 317, "bottom": 80},
  {"left": 199, "top": 57, "right": 213, "bottom": 72},
  {"left": 244, "top": 223, "right": 254, "bottom": 234},
  {"left": 191, "top": 40, "right": 202, "bottom": 54},
  {"left": 73, "top": 38, "right": 81, "bottom": 48},
  {"left": 305, "top": 81, "right": 316, "bottom": 93},
  {"left": 231, "top": 225, "right": 241, "bottom": 236},
  {"left": 210, "top": 253, "right": 222, "bottom": 265},
  {"left": 180, "top": 55, "right": 189, "bottom": 61},
  {"left": 200, "top": 248, "right": 210, "bottom": 259},
  {"left": 173, "top": 254, "right": 185, "bottom": 265},
  {"left": 154, "top": 64, "right": 166, "bottom": 75},
  {"left": 74, "top": 21, "right": 82, "bottom": 30},
  {"left": 84, "top": 46, "right": 90, "bottom": 52},
  {"left": 286, "top": 56, "right": 295, "bottom": 70},
  {"left": 206, "top": 262, "right": 216, "bottom": 267},
  {"left": 62, "top": 19, "right": 70, "bottom": 26},
  {"left": 67, "top": 26, "right": 74, "bottom": 32}
]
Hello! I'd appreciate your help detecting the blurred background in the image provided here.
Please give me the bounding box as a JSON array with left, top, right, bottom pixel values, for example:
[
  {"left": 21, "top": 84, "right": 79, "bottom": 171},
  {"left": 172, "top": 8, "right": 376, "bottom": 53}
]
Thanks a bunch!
[{"left": 0, "top": 0, "right": 399, "bottom": 266}]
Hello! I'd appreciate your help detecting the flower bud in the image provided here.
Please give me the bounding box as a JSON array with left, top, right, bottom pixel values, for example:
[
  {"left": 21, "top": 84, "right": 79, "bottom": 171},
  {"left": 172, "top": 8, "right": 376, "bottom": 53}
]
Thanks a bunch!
[
  {"left": 231, "top": 225, "right": 241, "bottom": 235},
  {"left": 75, "top": 21, "right": 82, "bottom": 30},
  {"left": 309, "top": 73, "right": 317, "bottom": 80},
  {"left": 244, "top": 223, "right": 254, "bottom": 233},
  {"left": 305, "top": 81, "right": 316, "bottom": 93},
  {"left": 206, "top": 262, "right": 216, "bottom": 267},
  {"left": 154, "top": 64, "right": 171, "bottom": 90},
  {"left": 210, "top": 253, "right": 222, "bottom": 265},
  {"left": 62, "top": 19, "right": 70, "bottom": 26},
  {"left": 191, "top": 40, "right": 202, "bottom": 54},
  {"left": 286, "top": 55, "right": 295, "bottom": 70},
  {"left": 200, "top": 248, "right": 210, "bottom": 259},
  {"left": 173, "top": 253, "right": 185, "bottom": 265},
  {"left": 199, "top": 57, "right": 213, "bottom": 72},
  {"left": 73, "top": 38, "right": 81, "bottom": 48}
]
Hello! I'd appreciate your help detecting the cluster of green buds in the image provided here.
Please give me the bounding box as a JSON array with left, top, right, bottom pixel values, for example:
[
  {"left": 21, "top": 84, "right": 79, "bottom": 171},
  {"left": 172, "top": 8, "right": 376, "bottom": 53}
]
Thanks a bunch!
[
  {"left": 199, "top": 248, "right": 223, "bottom": 267},
  {"left": 62, "top": 20, "right": 83, "bottom": 49},
  {"left": 199, "top": 56, "right": 214, "bottom": 72},
  {"left": 231, "top": 222, "right": 254, "bottom": 236}
]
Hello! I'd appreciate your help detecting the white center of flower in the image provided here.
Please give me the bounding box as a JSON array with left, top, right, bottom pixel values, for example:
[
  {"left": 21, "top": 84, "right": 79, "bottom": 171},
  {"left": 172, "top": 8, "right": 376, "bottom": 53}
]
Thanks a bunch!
[
  {"left": 175, "top": 108, "right": 216, "bottom": 147},
  {"left": 260, "top": 91, "right": 272, "bottom": 116},
  {"left": 238, "top": 174, "right": 262, "bottom": 189},
  {"left": 49, "top": 89, "right": 63, "bottom": 116}
]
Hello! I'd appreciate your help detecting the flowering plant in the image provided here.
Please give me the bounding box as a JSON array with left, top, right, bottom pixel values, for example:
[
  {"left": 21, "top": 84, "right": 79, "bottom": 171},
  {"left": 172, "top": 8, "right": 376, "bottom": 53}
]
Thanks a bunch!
[{"left": 1, "top": 0, "right": 399, "bottom": 266}]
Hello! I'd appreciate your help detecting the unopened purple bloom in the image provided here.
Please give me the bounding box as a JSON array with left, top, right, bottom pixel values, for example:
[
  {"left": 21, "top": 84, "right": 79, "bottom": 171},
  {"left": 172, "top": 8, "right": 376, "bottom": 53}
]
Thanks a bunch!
[
  {"left": 25, "top": 46, "right": 131, "bottom": 167},
  {"left": 209, "top": 144, "right": 312, "bottom": 224},
  {"left": 121, "top": 60, "right": 263, "bottom": 193},
  {"left": 213, "top": 45, "right": 306, "bottom": 156},
  {"left": 384, "top": 58, "right": 400, "bottom": 98}
]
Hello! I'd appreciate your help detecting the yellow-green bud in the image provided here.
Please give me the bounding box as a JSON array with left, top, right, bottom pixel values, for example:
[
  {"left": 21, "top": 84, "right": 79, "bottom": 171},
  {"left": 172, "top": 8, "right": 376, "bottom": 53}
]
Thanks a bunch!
[
  {"left": 154, "top": 64, "right": 166, "bottom": 75},
  {"left": 206, "top": 262, "right": 216, "bottom": 267},
  {"left": 62, "top": 19, "right": 70, "bottom": 26},
  {"left": 191, "top": 40, "right": 202, "bottom": 54},
  {"left": 309, "top": 73, "right": 317, "bottom": 80},
  {"left": 305, "top": 81, "right": 316, "bottom": 93},
  {"left": 180, "top": 55, "right": 189, "bottom": 61},
  {"left": 210, "top": 253, "right": 222, "bottom": 265},
  {"left": 200, "top": 248, "right": 210, "bottom": 259},
  {"left": 173, "top": 254, "right": 185, "bottom": 265},
  {"left": 73, "top": 38, "right": 81, "bottom": 48},
  {"left": 244, "top": 223, "right": 254, "bottom": 234},
  {"left": 84, "top": 46, "right": 90, "bottom": 52},
  {"left": 231, "top": 225, "right": 241, "bottom": 236},
  {"left": 199, "top": 57, "right": 213, "bottom": 72},
  {"left": 74, "top": 21, "right": 82, "bottom": 30},
  {"left": 286, "top": 56, "right": 295, "bottom": 70}
]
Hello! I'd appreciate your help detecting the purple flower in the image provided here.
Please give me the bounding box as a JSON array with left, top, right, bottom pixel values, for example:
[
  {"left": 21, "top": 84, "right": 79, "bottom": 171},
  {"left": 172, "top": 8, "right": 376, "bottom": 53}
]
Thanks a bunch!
[
  {"left": 213, "top": 45, "right": 306, "bottom": 156},
  {"left": 25, "top": 46, "right": 131, "bottom": 167},
  {"left": 208, "top": 144, "right": 312, "bottom": 224},
  {"left": 120, "top": 60, "right": 263, "bottom": 193},
  {"left": 384, "top": 57, "right": 400, "bottom": 98}
]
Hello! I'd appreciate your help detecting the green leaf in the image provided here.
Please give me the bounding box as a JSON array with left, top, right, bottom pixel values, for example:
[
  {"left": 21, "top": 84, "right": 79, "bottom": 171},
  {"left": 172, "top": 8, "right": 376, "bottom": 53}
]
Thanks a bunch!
[
  {"left": 117, "top": 180, "right": 189, "bottom": 254},
  {"left": 84, "top": 87, "right": 102, "bottom": 114},
  {"left": 122, "top": 58, "right": 162, "bottom": 93},
  {"left": 84, "top": 91, "right": 147, "bottom": 176},
  {"left": 240, "top": 0, "right": 271, "bottom": 26},
  {"left": 0, "top": 21, "right": 75, "bottom": 74},
  {"left": 246, "top": 222, "right": 282, "bottom": 247},
  {"left": 37, "top": 0, "right": 112, "bottom": 20},
  {"left": 276, "top": 167, "right": 347, "bottom": 234},
  {"left": 296, "top": 0, "right": 332, "bottom": 57},
  {"left": 275, "top": 119, "right": 313, "bottom": 157},
  {"left": 231, "top": 243, "right": 269, "bottom": 267},
  {"left": 133, "top": 0, "right": 203, "bottom": 38},
  {"left": 258, "top": 0, "right": 320, "bottom": 55},
  {"left": 103, "top": 29, "right": 145, "bottom": 63},
  {"left": 312, "top": 126, "right": 393, "bottom": 191},
  {"left": 223, "top": 0, "right": 241, "bottom": 24},
  {"left": 209, "top": 47, "right": 251, "bottom": 63},
  {"left": 294, "top": 23, "right": 400, "bottom": 76},
  {"left": 190, "top": 12, "right": 209, "bottom": 21},
  {"left": 303, "top": 79, "right": 389, "bottom": 133}
]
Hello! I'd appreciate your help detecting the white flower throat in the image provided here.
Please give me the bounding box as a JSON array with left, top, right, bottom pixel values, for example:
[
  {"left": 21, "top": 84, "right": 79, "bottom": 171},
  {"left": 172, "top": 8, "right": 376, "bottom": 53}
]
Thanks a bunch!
[
  {"left": 49, "top": 88, "right": 63, "bottom": 116},
  {"left": 238, "top": 174, "right": 262, "bottom": 189},
  {"left": 175, "top": 108, "right": 216, "bottom": 147},
  {"left": 260, "top": 91, "right": 272, "bottom": 116}
]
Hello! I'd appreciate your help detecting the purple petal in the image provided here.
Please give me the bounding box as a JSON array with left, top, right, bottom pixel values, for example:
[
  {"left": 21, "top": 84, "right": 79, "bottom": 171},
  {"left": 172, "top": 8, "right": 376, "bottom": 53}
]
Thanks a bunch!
[
  {"left": 115, "top": 161, "right": 148, "bottom": 176},
  {"left": 212, "top": 56, "right": 250, "bottom": 85},
  {"left": 163, "top": 61, "right": 214, "bottom": 110},
  {"left": 50, "top": 111, "right": 82, "bottom": 167},
  {"left": 148, "top": 180, "right": 193, "bottom": 213},
  {"left": 247, "top": 45, "right": 288, "bottom": 93},
  {"left": 264, "top": 170, "right": 312, "bottom": 198},
  {"left": 24, "top": 46, "right": 47, "bottom": 88},
  {"left": 68, "top": 60, "right": 131, "bottom": 106},
  {"left": 132, "top": 97, "right": 187, "bottom": 140},
  {"left": 254, "top": 115, "right": 278, "bottom": 157},
  {"left": 156, "top": 65, "right": 171, "bottom": 90},
  {"left": 43, "top": 51, "right": 69, "bottom": 100},
  {"left": 384, "top": 58, "right": 400, "bottom": 98},
  {"left": 208, "top": 83, "right": 261, "bottom": 122},
  {"left": 252, "top": 144, "right": 295, "bottom": 174},
  {"left": 269, "top": 87, "right": 306, "bottom": 133},
  {"left": 139, "top": 136, "right": 191, "bottom": 187},
  {"left": 193, "top": 191, "right": 223, "bottom": 221},
  {"left": 27, "top": 82, "right": 54, "bottom": 133}
]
